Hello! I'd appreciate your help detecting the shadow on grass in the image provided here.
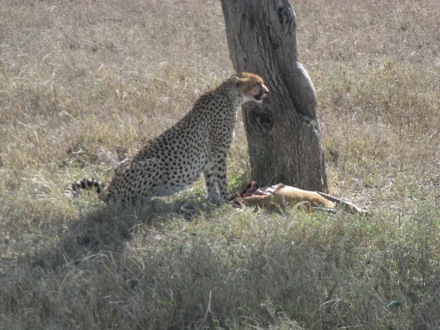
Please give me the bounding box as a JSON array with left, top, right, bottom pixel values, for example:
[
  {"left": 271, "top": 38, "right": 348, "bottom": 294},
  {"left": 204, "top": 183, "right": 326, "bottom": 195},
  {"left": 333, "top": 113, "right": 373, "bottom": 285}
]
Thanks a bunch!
[
  {"left": 2, "top": 195, "right": 440, "bottom": 329},
  {"left": 29, "top": 196, "right": 213, "bottom": 271},
  {"left": 0, "top": 197, "right": 205, "bottom": 328}
]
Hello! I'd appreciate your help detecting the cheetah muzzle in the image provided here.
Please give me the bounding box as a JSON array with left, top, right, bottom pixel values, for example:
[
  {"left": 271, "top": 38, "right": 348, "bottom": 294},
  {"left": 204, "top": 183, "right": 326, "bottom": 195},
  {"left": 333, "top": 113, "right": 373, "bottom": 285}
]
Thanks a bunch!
[{"left": 68, "top": 72, "right": 269, "bottom": 206}]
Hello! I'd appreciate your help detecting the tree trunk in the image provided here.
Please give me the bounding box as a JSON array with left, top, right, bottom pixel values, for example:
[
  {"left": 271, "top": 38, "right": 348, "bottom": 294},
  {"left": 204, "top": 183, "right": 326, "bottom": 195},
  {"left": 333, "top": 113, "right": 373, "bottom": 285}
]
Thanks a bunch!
[{"left": 221, "top": 0, "right": 328, "bottom": 192}]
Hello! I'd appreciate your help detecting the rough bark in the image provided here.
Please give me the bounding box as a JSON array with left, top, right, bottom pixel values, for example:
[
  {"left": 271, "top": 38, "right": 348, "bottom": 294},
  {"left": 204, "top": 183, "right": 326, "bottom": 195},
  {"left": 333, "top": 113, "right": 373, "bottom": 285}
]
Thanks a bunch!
[{"left": 221, "top": 0, "right": 328, "bottom": 192}]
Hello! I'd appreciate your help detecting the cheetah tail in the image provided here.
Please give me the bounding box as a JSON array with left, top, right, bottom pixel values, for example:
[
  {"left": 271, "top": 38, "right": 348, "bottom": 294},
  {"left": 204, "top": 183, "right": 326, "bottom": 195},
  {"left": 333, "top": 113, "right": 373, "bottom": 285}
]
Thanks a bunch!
[{"left": 66, "top": 178, "right": 104, "bottom": 198}]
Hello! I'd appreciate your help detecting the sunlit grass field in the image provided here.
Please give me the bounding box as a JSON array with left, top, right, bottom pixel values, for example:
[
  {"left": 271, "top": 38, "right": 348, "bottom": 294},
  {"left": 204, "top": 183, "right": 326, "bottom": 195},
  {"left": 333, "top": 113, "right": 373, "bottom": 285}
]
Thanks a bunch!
[{"left": 0, "top": 0, "right": 438, "bottom": 328}]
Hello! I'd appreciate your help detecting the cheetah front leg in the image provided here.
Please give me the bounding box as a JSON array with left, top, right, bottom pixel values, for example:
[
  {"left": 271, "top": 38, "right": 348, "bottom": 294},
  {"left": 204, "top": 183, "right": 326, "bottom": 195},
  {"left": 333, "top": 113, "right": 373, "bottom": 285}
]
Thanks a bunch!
[
  {"left": 214, "top": 154, "right": 229, "bottom": 204},
  {"left": 203, "top": 150, "right": 228, "bottom": 204},
  {"left": 203, "top": 163, "right": 221, "bottom": 204}
]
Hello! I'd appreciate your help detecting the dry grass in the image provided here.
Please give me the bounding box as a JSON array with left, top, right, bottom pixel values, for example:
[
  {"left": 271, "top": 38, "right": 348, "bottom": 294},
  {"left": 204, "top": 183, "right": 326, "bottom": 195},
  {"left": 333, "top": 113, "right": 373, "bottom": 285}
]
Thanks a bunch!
[{"left": 0, "top": 0, "right": 439, "bottom": 329}]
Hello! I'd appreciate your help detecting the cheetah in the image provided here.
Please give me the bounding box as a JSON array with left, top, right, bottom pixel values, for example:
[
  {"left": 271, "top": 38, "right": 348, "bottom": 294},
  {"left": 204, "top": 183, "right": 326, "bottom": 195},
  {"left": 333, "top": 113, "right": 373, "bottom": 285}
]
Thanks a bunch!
[{"left": 70, "top": 72, "right": 269, "bottom": 206}]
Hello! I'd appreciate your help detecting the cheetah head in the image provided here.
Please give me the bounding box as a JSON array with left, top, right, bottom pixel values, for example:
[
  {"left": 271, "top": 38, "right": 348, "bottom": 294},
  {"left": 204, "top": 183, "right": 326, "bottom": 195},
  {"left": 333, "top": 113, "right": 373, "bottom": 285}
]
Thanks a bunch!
[{"left": 232, "top": 72, "right": 269, "bottom": 105}]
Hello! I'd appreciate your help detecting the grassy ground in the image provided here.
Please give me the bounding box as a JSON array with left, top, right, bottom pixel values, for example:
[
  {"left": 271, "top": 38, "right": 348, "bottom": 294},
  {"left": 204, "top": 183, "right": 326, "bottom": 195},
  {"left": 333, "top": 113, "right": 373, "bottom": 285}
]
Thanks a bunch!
[{"left": 0, "top": 0, "right": 439, "bottom": 329}]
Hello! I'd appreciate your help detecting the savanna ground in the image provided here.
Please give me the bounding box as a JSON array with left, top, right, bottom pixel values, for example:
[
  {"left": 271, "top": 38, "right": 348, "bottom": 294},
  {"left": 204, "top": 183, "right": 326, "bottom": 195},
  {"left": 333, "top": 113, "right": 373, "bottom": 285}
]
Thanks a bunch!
[{"left": 0, "top": 0, "right": 439, "bottom": 328}]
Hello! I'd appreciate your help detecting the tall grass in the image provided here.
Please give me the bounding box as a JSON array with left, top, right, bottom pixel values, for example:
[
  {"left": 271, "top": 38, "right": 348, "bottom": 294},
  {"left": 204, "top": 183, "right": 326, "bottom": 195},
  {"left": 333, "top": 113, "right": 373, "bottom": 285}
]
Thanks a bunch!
[{"left": 0, "top": 0, "right": 439, "bottom": 328}]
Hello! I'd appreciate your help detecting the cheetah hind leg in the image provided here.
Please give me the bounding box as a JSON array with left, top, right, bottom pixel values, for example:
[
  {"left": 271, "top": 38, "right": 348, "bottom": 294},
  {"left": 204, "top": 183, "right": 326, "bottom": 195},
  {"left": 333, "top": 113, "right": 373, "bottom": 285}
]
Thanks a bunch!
[{"left": 112, "top": 158, "right": 164, "bottom": 206}]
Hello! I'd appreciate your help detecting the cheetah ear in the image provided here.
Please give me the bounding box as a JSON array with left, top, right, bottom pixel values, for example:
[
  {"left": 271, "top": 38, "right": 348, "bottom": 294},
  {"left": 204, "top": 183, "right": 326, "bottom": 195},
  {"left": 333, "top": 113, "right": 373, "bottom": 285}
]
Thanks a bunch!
[{"left": 230, "top": 74, "right": 241, "bottom": 87}]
